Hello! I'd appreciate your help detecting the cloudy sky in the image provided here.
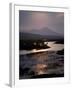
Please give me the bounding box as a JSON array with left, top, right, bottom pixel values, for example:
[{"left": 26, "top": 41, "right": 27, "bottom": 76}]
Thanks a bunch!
[{"left": 19, "top": 10, "right": 64, "bottom": 35}]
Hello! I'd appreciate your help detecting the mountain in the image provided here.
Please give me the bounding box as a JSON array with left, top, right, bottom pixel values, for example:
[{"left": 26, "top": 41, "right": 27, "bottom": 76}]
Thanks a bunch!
[
  {"left": 20, "top": 32, "right": 45, "bottom": 40},
  {"left": 23, "top": 27, "right": 63, "bottom": 37},
  {"left": 20, "top": 31, "right": 64, "bottom": 41},
  {"left": 20, "top": 27, "right": 64, "bottom": 40}
]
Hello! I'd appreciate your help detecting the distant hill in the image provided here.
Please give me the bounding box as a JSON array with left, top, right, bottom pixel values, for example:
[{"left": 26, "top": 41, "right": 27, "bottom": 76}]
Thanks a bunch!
[
  {"left": 20, "top": 31, "right": 64, "bottom": 41},
  {"left": 21, "top": 27, "right": 63, "bottom": 36},
  {"left": 28, "top": 27, "right": 63, "bottom": 36}
]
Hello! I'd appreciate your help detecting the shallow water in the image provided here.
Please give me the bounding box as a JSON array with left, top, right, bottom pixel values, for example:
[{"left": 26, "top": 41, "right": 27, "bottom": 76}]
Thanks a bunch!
[{"left": 19, "top": 41, "right": 64, "bottom": 79}]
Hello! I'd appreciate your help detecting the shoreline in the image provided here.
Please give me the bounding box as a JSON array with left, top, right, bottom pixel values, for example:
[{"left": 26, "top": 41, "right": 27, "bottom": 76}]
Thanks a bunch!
[{"left": 19, "top": 41, "right": 64, "bottom": 55}]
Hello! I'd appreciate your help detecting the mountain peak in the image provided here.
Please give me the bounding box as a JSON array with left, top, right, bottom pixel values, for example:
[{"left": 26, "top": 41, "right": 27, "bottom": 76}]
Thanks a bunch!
[
  {"left": 29, "top": 27, "right": 60, "bottom": 36},
  {"left": 20, "top": 27, "right": 63, "bottom": 37}
]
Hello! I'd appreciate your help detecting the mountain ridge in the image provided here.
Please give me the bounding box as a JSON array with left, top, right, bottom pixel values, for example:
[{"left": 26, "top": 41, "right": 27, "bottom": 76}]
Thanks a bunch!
[
  {"left": 20, "top": 31, "right": 64, "bottom": 41},
  {"left": 20, "top": 27, "right": 63, "bottom": 37}
]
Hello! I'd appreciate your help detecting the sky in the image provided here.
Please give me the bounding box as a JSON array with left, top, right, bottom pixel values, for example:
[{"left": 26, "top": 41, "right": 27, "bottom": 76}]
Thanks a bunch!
[{"left": 19, "top": 10, "right": 64, "bottom": 35}]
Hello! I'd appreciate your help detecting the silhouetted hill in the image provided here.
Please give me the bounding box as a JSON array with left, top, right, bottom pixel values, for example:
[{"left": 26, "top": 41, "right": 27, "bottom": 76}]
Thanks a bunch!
[
  {"left": 20, "top": 32, "right": 45, "bottom": 40},
  {"left": 29, "top": 27, "right": 63, "bottom": 36},
  {"left": 20, "top": 32, "right": 64, "bottom": 41}
]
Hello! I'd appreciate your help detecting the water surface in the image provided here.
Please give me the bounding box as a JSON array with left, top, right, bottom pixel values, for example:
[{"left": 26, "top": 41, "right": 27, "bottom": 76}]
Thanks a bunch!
[{"left": 19, "top": 41, "right": 64, "bottom": 79}]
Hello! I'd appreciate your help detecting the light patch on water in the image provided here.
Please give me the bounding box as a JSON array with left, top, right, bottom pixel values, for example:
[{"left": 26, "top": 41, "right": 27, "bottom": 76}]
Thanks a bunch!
[{"left": 34, "top": 64, "right": 47, "bottom": 75}]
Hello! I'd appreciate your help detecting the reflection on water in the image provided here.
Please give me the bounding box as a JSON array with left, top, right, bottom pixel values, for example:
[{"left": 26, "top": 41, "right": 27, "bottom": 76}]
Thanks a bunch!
[
  {"left": 19, "top": 41, "right": 64, "bottom": 79},
  {"left": 48, "top": 42, "right": 64, "bottom": 51},
  {"left": 33, "top": 64, "right": 47, "bottom": 75}
]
